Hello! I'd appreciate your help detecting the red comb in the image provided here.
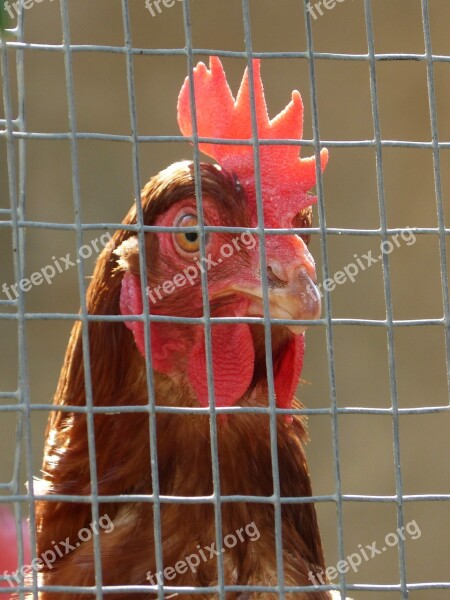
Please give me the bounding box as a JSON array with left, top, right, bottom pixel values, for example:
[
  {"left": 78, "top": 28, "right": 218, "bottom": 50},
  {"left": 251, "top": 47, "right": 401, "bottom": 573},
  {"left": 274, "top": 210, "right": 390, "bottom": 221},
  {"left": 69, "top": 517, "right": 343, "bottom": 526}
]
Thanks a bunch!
[{"left": 177, "top": 56, "right": 328, "bottom": 228}]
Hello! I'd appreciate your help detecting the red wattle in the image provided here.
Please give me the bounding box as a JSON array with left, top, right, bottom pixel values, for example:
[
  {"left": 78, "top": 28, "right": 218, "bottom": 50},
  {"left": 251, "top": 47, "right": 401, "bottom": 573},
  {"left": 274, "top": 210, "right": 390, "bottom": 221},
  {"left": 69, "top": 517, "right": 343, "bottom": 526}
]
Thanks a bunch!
[
  {"left": 187, "top": 321, "right": 255, "bottom": 408},
  {"left": 120, "top": 273, "right": 256, "bottom": 407},
  {"left": 273, "top": 334, "right": 305, "bottom": 415}
]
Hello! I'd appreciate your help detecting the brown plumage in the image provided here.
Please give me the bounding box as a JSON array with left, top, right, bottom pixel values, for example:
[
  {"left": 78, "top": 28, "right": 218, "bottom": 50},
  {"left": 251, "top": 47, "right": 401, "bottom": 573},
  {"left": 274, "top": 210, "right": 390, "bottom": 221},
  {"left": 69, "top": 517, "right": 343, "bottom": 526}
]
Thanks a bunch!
[{"left": 32, "top": 162, "right": 335, "bottom": 599}]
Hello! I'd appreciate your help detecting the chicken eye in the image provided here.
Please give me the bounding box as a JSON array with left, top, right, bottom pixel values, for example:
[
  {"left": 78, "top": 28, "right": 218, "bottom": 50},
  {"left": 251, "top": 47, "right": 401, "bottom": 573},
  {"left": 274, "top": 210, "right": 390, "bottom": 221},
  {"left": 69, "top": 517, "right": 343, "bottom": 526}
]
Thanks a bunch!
[{"left": 174, "top": 214, "right": 201, "bottom": 253}]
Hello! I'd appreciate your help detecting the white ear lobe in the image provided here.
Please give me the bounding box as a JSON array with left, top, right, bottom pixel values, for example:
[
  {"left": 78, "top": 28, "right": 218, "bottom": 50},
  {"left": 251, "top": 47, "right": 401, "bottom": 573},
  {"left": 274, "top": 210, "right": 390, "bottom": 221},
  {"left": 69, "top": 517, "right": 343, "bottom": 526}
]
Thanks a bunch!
[{"left": 113, "top": 236, "right": 139, "bottom": 270}]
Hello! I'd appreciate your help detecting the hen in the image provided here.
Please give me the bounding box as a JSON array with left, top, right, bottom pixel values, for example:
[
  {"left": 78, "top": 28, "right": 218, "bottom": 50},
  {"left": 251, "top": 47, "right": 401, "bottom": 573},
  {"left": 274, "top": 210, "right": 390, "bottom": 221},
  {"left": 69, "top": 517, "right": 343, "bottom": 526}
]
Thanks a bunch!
[{"left": 32, "top": 58, "right": 346, "bottom": 599}]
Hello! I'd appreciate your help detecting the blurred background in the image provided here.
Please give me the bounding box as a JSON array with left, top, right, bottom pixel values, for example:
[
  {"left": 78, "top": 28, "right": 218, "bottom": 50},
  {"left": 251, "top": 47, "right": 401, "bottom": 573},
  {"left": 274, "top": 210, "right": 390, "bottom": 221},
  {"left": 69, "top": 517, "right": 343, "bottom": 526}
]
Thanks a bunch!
[{"left": 1, "top": 0, "right": 449, "bottom": 598}]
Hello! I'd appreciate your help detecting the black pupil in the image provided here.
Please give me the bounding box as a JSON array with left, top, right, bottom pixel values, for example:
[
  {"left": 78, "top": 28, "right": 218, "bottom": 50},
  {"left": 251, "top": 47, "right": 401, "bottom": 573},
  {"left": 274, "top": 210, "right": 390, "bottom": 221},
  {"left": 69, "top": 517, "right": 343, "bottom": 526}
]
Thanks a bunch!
[{"left": 185, "top": 232, "right": 198, "bottom": 243}]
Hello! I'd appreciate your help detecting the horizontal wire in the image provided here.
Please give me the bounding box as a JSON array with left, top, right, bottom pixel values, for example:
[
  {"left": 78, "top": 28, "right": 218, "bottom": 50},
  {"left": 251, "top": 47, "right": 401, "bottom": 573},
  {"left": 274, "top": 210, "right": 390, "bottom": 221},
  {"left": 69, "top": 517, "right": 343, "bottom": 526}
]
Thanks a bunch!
[
  {"left": 0, "top": 493, "right": 448, "bottom": 504},
  {"left": 2, "top": 582, "right": 449, "bottom": 595},
  {"left": 1, "top": 130, "right": 450, "bottom": 149},
  {"left": 0, "top": 313, "right": 446, "bottom": 329},
  {"left": 0, "top": 403, "right": 449, "bottom": 416},
  {"left": 0, "top": 221, "right": 449, "bottom": 236},
  {"left": 2, "top": 43, "right": 450, "bottom": 63}
]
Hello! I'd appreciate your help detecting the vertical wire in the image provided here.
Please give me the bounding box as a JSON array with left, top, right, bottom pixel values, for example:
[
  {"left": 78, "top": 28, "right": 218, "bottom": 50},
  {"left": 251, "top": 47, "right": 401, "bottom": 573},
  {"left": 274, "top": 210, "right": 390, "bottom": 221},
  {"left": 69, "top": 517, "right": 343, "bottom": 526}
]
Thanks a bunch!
[
  {"left": 1, "top": 7, "right": 38, "bottom": 599},
  {"left": 241, "top": 2, "right": 286, "bottom": 597},
  {"left": 420, "top": 0, "right": 450, "bottom": 402},
  {"left": 364, "top": 1, "right": 408, "bottom": 598},
  {"left": 303, "top": 3, "right": 346, "bottom": 598},
  {"left": 120, "top": 2, "right": 165, "bottom": 598},
  {"left": 15, "top": 6, "right": 30, "bottom": 599},
  {"left": 181, "top": 1, "right": 226, "bottom": 596},
  {"left": 59, "top": 1, "right": 103, "bottom": 597}
]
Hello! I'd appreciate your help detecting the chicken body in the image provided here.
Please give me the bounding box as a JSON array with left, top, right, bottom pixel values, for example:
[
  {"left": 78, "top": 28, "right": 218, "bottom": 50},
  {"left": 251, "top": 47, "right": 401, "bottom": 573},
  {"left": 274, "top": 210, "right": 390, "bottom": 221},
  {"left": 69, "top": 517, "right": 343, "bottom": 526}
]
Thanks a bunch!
[{"left": 33, "top": 163, "right": 336, "bottom": 599}]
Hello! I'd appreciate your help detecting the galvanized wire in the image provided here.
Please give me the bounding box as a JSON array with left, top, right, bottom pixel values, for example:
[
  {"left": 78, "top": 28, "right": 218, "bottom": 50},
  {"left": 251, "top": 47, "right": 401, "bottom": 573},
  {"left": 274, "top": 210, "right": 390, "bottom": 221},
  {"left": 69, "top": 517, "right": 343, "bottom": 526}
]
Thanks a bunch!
[
  {"left": 1, "top": 0, "right": 449, "bottom": 598},
  {"left": 363, "top": 2, "right": 407, "bottom": 597},
  {"left": 1, "top": 7, "right": 39, "bottom": 600}
]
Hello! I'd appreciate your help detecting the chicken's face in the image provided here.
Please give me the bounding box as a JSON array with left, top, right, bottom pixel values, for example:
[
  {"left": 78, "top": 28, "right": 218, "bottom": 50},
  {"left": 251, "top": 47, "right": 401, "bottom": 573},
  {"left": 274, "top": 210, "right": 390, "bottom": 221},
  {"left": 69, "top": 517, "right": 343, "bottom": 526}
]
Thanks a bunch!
[{"left": 116, "top": 162, "right": 320, "bottom": 412}]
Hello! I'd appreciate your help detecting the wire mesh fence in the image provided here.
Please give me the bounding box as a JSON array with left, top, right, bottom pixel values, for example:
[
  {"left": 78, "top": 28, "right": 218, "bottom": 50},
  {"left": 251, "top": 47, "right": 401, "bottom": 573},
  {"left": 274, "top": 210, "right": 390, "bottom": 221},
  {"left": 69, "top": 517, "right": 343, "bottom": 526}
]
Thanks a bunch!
[{"left": 1, "top": 0, "right": 449, "bottom": 599}]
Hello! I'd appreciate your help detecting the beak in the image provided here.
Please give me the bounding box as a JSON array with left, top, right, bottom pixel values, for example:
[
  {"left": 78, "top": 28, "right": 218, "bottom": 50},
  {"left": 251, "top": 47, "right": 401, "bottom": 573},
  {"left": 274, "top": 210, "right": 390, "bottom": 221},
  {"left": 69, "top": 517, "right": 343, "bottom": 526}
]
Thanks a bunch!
[
  {"left": 266, "top": 265, "right": 320, "bottom": 332},
  {"left": 226, "top": 235, "right": 321, "bottom": 333}
]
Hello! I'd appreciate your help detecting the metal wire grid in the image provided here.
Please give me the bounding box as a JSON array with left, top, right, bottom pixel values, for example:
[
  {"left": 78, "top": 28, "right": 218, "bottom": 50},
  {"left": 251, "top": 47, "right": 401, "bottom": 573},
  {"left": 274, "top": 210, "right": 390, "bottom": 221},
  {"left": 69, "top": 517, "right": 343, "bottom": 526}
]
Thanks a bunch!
[{"left": 0, "top": 0, "right": 449, "bottom": 598}]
